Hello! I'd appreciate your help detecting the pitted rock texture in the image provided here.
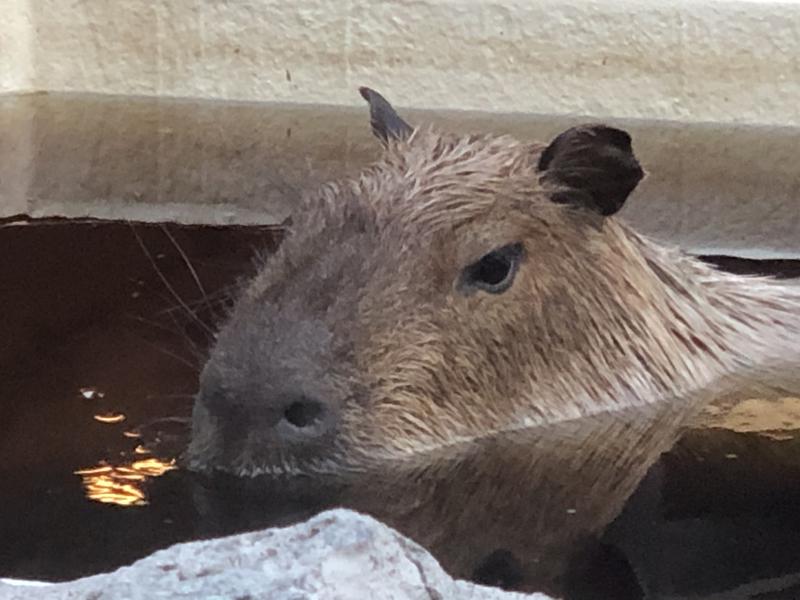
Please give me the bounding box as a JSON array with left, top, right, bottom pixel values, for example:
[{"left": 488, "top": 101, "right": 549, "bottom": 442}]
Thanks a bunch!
[{"left": 0, "top": 509, "right": 554, "bottom": 600}]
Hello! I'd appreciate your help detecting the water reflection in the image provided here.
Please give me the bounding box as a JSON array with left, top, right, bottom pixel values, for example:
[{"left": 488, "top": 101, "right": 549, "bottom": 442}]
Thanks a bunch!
[
  {"left": 611, "top": 424, "right": 800, "bottom": 599},
  {"left": 700, "top": 396, "right": 800, "bottom": 441},
  {"left": 190, "top": 398, "right": 702, "bottom": 597},
  {"left": 73, "top": 386, "right": 178, "bottom": 507},
  {"left": 79, "top": 388, "right": 105, "bottom": 400},
  {"left": 187, "top": 395, "right": 800, "bottom": 598},
  {"left": 92, "top": 413, "right": 126, "bottom": 424},
  {"left": 0, "top": 221, "right": 273, "bottom": 582},
  {"left": 3, "top": 219, "right": 800, "bottom": 598},
  {"left": 74, "top": 464, "right": 146, "bottom": 507},
  {"left": 75, "top": 458, "right": 177, "bottom": 507}
]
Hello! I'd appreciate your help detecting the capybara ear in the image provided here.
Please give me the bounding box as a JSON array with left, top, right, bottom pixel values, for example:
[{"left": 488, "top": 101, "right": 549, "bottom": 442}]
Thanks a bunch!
[
  {"left": 537, "top": 125, "right": 644, "bottom": 217},
  {"left": 359, "top": 86, "right": 413, "bottom": 144}
]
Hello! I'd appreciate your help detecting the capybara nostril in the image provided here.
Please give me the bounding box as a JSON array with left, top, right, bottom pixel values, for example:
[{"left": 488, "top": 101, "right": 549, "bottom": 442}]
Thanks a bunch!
[
  {"left": 186, "top": 85, "right": 800, "bottom": 597},
  {"left": 282, "top": 397, "right": 325, "bottom": 429}
]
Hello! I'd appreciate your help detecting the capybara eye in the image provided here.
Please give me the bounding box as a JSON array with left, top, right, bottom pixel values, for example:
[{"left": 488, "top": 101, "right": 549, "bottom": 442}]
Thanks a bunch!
[{"left": 459, "top": 243, "right": 524, "bottom": 295}]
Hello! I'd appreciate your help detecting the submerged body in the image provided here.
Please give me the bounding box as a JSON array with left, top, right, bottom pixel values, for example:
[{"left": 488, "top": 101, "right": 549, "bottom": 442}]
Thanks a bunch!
[{"left": 187, "top": 89, "right": 800, "bottom": 593}]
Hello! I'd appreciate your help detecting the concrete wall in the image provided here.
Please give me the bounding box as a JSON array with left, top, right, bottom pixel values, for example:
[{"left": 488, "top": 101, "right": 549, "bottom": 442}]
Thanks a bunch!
[
  {"left": 2, "top": 93, "right": 798, "bottom": 259},
  {"left": 0, "top": 0, "right": 34, "bottom": 94},
  {"left": 1, "top": 0, "right": 799, "bottom": 258},
  {"left": 2, "top": 0, "right": 800, "bottom": 126}
]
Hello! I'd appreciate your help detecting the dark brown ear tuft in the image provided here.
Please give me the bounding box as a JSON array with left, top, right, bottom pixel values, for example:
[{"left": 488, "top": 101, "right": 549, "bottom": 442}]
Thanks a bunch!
[
  {"left": 538, "top": 125, "right": 644, "bottom": 217},
  {"left": 359, "top": 87, "right": 413, "bottom": 144}
]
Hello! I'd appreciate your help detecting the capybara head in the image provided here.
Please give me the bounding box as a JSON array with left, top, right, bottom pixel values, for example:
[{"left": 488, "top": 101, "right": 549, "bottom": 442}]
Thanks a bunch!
[{"left": 187, "top": 87, "right": 735, "bottom": 481}]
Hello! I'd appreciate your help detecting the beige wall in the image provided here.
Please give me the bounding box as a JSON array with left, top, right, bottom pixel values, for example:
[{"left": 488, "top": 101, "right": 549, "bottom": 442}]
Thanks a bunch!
[
  {"left": 1, "top": 0, "right": 800, "bottom": 126},
  {"left": 1, "top": 0, "right": 799, "bottom": 257},
  {"left": 0, "top": 0, "right": 34, "bottom": 94},
  {"left": 2, "top": 93, "right": 798, "bottom": 258}
]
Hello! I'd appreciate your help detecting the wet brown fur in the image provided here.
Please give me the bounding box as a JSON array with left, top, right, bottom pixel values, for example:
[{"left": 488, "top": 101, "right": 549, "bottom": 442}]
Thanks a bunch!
[
  {"left": 191, "top": 122, "right": 799, "bottom": 475},
  {"left": 186, "top": 102, "right": 800, "bottom": 593}
]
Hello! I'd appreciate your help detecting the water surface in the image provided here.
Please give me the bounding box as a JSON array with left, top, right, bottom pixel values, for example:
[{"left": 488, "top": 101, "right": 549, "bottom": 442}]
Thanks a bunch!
[{"left": 2, "top": 219, "right": 800, "bottom": 599}]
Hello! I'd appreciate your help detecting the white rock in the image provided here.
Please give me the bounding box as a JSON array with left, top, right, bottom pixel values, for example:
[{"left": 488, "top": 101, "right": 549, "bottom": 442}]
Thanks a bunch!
[{"left": 0, "top": 509, "right": 554, "bottom": 600}]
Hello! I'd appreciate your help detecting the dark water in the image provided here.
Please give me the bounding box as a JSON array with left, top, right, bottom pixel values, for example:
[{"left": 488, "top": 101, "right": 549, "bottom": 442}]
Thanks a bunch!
[{"left": 2, "top": 219, "right": 800, "bottom": 599}]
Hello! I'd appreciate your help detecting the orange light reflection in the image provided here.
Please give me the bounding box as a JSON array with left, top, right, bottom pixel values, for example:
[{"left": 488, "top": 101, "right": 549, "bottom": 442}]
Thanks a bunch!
[
  {"left": 74, "top": 456, "right": 177, "bottom": 507},
  {"left": 94, "top": 413, "right": 126, "bottom": 424}
]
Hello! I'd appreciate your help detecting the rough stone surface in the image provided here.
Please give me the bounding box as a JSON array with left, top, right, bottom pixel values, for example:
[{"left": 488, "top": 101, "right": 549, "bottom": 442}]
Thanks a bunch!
[
  {"left": 1, "top": 0, "right": 800, "bottom": 126},
  {"left": 0, "top": 509, "right": 554, "bottom": 600}
]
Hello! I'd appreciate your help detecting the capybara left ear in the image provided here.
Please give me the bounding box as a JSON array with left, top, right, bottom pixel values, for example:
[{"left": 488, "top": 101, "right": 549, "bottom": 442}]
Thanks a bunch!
[
  {"left": 359, "top": 87, "right": 413, "bottom": 144},
  {"left": 538, "top": 125, "right": 644, "bottom": 217}
]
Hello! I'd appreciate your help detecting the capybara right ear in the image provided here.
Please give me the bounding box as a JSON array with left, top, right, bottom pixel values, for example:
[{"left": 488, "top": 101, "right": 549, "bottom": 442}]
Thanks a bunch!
[
  {"left": 359, "top": 87, "right": 413, "bottom": 144},
  {"left": 537, "top": 125, "right": 644, "bottom": 217}
]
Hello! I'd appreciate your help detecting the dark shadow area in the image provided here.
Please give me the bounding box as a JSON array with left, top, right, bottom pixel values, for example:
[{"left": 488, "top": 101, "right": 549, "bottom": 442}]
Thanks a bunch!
[
  {"left": 700, "top": 255, "right": 800, "bottom": 280},
  {"left": 0, "top": 220, "right": 281, "bottom": 580}
]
